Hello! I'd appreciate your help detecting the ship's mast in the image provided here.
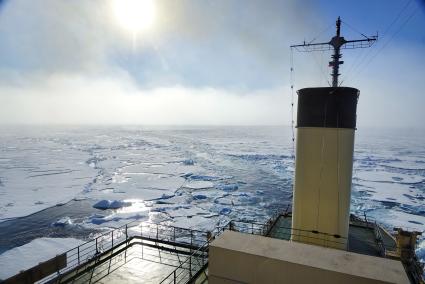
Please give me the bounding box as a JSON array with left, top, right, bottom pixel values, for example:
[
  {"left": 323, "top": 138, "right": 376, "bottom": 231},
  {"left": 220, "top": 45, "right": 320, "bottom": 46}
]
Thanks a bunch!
[
  {"left": 291, "top": 16, "right": 377, "bottom": 87},
  {"left": 330, "top": 17, "right": 343, "bottom": 87}
]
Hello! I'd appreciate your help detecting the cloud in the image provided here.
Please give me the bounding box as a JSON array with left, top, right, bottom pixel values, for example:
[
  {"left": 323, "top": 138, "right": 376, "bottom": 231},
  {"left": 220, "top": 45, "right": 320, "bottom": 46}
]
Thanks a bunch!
[
  {"left": 0, "top": 0, "right": 309, "bottom": 125},
  {"left": 0, "top": 73, "right": 290, "bottom": 125},
  {"left": 129, "top": 0, "right": 324, "bottom": 88},
  {"left": 0, "top": 0, "right": 424, "bottom": 127},
  {"left": 0, "top": 0, "right": 322, "bottom": 89},
  {"left": 0, "top": 0, "right": 111, "bottom": 73}
]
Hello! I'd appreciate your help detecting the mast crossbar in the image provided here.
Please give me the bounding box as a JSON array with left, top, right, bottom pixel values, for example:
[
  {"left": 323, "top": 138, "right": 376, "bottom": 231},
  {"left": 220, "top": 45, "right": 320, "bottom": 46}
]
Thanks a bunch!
[{"left": 291, "top": 17, "right": 377, "bottom": 87}]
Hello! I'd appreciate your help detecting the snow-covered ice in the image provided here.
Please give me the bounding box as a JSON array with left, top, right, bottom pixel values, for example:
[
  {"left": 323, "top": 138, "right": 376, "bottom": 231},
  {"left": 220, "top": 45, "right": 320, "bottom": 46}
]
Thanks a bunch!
[
  {"left": 0, "top": 237, "right": 84, "bottom": 280},
  {"left": 93, "top": 199, "right": 131, "bottom": 210},
  {"left": 184, "top": 180, "right": 214, "bottom": 189},
  {"left": 51, "top": 216, "right": 73, "bottom": 227},
  {"left": 0, "top": 126, "right": 424, "bottom": 276},
  {"left": 355, "top": 170, "right": 424, "bottom": 184}
]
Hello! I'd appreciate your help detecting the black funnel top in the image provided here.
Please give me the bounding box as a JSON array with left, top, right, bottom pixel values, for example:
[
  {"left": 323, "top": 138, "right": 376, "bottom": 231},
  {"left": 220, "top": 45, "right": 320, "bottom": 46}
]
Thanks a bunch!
[{"left": 297, "top": 87, "right": 359, "bottom": 129}]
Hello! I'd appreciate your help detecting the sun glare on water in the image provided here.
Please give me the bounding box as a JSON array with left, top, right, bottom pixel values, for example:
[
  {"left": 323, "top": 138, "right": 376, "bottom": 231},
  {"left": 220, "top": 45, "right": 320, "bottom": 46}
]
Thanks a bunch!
[{"left": 112, "top": 0, "right": 156, "bottom": 33}]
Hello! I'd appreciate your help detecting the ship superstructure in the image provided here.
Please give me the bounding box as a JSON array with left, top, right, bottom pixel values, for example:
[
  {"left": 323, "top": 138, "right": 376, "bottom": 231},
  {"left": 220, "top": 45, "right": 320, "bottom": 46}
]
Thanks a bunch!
[{"left": 206, "top": 17, "right": 423, "bottom": 284}]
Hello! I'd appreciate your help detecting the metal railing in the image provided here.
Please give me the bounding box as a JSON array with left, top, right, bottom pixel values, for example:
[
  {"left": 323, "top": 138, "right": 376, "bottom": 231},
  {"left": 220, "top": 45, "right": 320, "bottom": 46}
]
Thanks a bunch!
[
  {"left": 356, "top": 213, "right": 423, "bottom": 253},
  {"left": 217, "top": 213, "right": 406, "bottom": 252},
  {"left": 373, "top": 221, "right": 386, "bottom": 256},
  {"left": 159, "top": 241, "right": 209, "bottom": 284},
  {"left": 25, "top": 209, "right": 422, "bottom": 284},
  {"left": 37, "top": 221, "right": 210, "bottom": 283},
  {"left": 218, "top": 220, "right": 349, "bottom": 248},
  {"left": 82, "top": 238, "right": 202, "bottom": 284}
]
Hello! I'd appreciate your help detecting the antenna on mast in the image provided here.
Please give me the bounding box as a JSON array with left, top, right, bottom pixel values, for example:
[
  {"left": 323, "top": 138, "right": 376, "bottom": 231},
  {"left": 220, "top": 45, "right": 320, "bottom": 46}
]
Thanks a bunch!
[{"left": 291, "top": 16, "right": 378, "bottom": 87}]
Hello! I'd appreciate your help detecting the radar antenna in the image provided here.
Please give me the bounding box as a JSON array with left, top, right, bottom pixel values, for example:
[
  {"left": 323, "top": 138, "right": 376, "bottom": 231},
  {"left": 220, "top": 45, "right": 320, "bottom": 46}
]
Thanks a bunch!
[{"left": 291, "top": 17, "right": 378, "bottom": 87}]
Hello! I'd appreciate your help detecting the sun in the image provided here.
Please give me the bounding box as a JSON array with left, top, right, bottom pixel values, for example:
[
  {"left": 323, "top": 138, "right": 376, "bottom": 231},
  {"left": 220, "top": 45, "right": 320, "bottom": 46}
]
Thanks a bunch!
[{"left": 112, "top": 0, "right": 156, "bottom": 33}]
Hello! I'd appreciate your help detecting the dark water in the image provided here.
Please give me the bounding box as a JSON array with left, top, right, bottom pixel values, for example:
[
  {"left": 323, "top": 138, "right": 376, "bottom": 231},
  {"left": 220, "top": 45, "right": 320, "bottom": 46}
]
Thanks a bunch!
[{"left": 0, "top": 199, "right": 103, "bottom": 254}]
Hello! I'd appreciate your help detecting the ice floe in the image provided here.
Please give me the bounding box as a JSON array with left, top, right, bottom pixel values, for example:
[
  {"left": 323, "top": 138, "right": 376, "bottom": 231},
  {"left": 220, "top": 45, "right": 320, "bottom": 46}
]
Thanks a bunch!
[
  {"left": 184, "top": 181, "right": 214, "bottom": 189},
  {"left": 193, "top": 194, "right": 208, "bottom": 200},
  {"left": 51, "top": 216, "right": 73, "bottom": 227},
  {"left": 0, "top": 237, "right": 84, "bottom": 280},
  {"left": 217, "top": 183, "right": 239, "bottom": 192},
  {"left": 354, "top": 181, "right": 422, "bottom": 207},
  {"left": 355, "top": 170, "right": 424, "bottom": 184},
  {"left": 93, "top": 200, "right": 131, "bottom": 210},
  {"left": 366, "top": 208, "right": 425, "bottom": 232}
]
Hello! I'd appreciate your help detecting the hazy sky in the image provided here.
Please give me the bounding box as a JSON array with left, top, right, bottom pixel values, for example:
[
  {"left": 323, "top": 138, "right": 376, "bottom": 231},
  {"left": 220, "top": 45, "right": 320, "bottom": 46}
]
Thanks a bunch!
[{"left": 0, "top": 0, "right": 424, "bottom": 127}]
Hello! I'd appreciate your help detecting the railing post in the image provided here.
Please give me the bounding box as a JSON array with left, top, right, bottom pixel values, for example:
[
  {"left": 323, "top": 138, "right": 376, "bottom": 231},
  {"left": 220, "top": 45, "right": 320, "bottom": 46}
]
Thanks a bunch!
[
  {"left": 112, "top": 231, "right": 114, "bottom": 248},
  {"left": 125, "top": 224, "right": 128, "bottom": 240},
  {"left": 229, "top": 221, "right": 233, "bottom": 231},
  {"left": 77, "top": 246, "right": 80, "bottom": 265},
  {"left": 173, "top": 270, "right": 176, "bottom": 284},
  {"left": 96, "top": 237, "right": 98, "bottom": 254},
  {"left": 190, "top": 230, "right": 193, "bottom": 248},
  {"left": 174, "top": 227, "right": 176, "bottom": 242},
  {"left": 251, "top": 223, "right": 254, "bottom": 234},
  {"left": 141, "top": 223, "right": 143, "bottom": 237},
  {"left": 189, "top": 255, "right": 192, "bottom": 278},
  {"left": 156, "top": 224, "right": 159, "bottom": 240},
  {"left": 190, "top": 230, "right": 193, "bottom": 276},
  {"left": 202, "top": 245, "right": 205, "bottom": 265}
]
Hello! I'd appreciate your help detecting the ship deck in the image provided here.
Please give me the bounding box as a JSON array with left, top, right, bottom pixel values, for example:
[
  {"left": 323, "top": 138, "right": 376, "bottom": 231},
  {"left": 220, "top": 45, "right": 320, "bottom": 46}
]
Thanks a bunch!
[
  {"left": 267, "top": 213, "right": 397, "bottom": 257},
  {"left": 10, "top": 213, "right": 401, "bottom": 284}
]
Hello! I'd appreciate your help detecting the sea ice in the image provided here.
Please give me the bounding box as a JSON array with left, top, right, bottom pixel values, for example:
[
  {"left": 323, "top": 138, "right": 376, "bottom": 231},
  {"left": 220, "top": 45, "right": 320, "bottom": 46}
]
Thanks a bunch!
[
  {"left": 122, "top": 162, "right": 200, "bottom": 177},
  {"left": 85, "top": 174, "right": 185, "bottom": 201},
  {"left": 51, "top": 216, "right": 73, "bottom": 227},
  {"left": 172, "top": 214, "right": 221, "bottom": 232},
  {"left": 0, "top": 165, "right": 97, "bottom": 222},
  {"left": 355, "top": 181, "right": 421, "bottom": 207},
  {"left": 366, "top": 208, "right": 425, "bottom": 232},
  {"left": 190, "top": 189, "right": 220, "bottom": 199},
  {"left": 184, "top": 181, "right": 214, "bottom": 189},
  {"left": 355, "top": 170, "right": 424, "bottom": 184},
  {"left": 193, "top": 194, "right": 208, "bottom": 200},
  {"left": 1, "top": 126, "right": 424, "bottom": 276},
  {"left": 217, "top": 183, "right": 239, "bottom": 191},
  {"left": 0, "top": 237, "right": 84, "bottom": 280},
  {"left": 188, "top": 175, "right": 223, "bottom": 181},
  {"left": 85, "top": 211, "right": 149, "bottom": 228},
  {"left": 93, "top": 200, "right": 131, "bottom": 210}
]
